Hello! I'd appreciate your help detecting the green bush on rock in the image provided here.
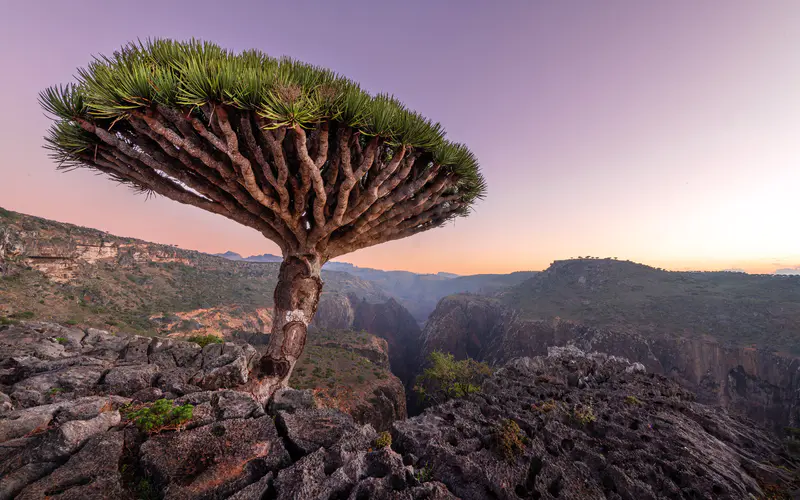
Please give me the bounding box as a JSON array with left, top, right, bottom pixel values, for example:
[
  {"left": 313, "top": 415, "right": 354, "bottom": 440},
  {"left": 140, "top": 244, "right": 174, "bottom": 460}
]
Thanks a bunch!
[
  {"left": 186, "top": 335, "right": 223, "bottom": 348},
  {"left": 492, "top": 419, "right": 527, "bottom": 462},
  {"left": 123, "top": 399, "right": 194, "bottom": 434},
  {"left": 413, "top": 351, "right": 492, "bottom": 408}
]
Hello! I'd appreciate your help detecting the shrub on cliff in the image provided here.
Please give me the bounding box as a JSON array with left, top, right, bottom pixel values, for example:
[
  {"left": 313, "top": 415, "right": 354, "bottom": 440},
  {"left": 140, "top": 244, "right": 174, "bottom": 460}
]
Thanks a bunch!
[
  {"left": 124, "top": 399, "right": 194, "bottom": 433},
  {"left": 186, "top": 334, "right": 223, "bottom": 348},
  {"left": 492, "top": 418, "right": 527, "bottom": 462},
  {"left": 413, "top": 351, "right": 492, "bottom": 407}
]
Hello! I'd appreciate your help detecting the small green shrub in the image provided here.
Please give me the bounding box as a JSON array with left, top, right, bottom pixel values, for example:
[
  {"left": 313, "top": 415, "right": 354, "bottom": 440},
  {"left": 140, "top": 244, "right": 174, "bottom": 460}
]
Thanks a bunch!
[
  {"left": 0, "top": 316, "right": 19, "bottom": 326},
  {"left": 48, "top": 387, "right": 64, "bottom": 395},
  {"left": 493, "top": 419, "right": 526, "bottom": 462},
  {"left": 124, "top": 399, "right": 194, "bottom": 434},
  {"left": 625, "top": 395, "right": 642, "bottom": 406},
  {"left": 10, "top": 311, "right": 35, "bottom": 320},
  {"left": 134, "top": 478, "right": 158, "bottom": 500},
  {"left": 54, "top": 337, "right": 68, "bottom": 345},
  {"left": 186, "top": 335, "right": 223, "bottom": 348},
  {"left": 65, "top": 319, "right": 79, "bottom": 326},
  {"left": 572, "top": 405, "right": 596, "bottom": 426},
  {"left": 532, "top": 399, "right": 559, "bottom": 413},
  {"left": 414, "top": 465, "right": 433, "bottom": 484},
  {"left": 375, "top": 431, "right": 392, "bottom": 448},
  {"left": 413, "top": 351, "right": 492, "bottom": 408}
]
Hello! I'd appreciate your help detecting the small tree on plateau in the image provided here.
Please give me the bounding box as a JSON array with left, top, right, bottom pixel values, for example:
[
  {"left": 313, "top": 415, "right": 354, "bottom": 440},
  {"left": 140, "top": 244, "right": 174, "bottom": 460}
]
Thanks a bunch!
[{"left": 41, "top": 39, "right": 486, "bottom": 403}]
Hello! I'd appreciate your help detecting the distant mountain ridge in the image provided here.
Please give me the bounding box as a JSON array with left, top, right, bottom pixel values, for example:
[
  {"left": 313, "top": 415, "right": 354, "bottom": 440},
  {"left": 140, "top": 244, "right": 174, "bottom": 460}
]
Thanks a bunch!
[
  {"left": 214, "top": 248, "right": 535, "bottom": 322},
  {"left": 213, "top": 251, "right": 283, "bottom": 262},
  {"left": 215, "top": 251, "right": 462, "bottom": 277},
  {"left": 502, "top": 258, "right": 800, "bottom": 354},
  {"left": 419, "top": 259, "right": 800, "bottom": 432}
]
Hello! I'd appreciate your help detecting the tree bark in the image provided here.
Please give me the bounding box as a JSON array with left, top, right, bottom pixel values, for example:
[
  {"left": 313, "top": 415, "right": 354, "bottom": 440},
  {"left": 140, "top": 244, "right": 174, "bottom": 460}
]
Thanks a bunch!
[{"left": 247, "top": 254, "right": 323, "bottom": 403}]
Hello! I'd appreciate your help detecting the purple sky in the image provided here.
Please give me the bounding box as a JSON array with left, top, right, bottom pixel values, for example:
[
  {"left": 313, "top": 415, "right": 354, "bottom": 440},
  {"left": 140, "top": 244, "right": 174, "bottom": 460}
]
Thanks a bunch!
[{"left": 1, "top": 1, "right": 799, "bottom": 274}]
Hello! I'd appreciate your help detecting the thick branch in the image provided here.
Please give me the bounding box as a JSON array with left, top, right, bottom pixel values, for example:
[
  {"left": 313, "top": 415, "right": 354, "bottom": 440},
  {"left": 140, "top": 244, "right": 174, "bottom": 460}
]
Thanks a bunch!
[
  {"left": 293, "top": 125, "right": 327, "bottom": 231},
  {"left": 134, "top": 109, "right": 299, "bottom": 248}
]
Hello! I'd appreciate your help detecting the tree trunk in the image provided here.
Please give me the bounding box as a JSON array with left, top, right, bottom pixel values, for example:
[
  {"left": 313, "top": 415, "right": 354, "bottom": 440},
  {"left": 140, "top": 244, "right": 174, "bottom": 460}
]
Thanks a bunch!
[{"left": 247, "top": 254, "right": 323, "bottom": 404}]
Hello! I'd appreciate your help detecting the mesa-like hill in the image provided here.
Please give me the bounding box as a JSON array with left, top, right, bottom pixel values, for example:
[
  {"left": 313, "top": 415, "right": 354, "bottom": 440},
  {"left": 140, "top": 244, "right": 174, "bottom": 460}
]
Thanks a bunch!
[
  {"left": 503, "top": 258, "right": 800, "bottom": 354},
  {"left": 420, "top": 259, "right": 800, "bottom": 432}
]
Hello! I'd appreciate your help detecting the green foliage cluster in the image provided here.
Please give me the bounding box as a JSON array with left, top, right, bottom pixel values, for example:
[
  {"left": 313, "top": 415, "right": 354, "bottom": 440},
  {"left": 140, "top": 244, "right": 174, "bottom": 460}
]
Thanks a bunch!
[
  {"left": 625, "top": 395, "right": 642, "bottom": 405},
  {"left": 414, "top": 465, "right": 433, "bottom": 484},
  {"left": 0, "top": 316, "right": 19, "bottom": 326},
  {"left": 54, "top": 336, "right": 68, "bottom": 344},
  {"left": 492, "top": 419, "right": 527, "bottom": 462},
  {"left": 41, "top": 38, "right": 485, "bottom": 203},
  {"left": 413, "top": 351, "right": 492, "bottom": 407},
  {"left": 186, "top": 334, "right": 223, "bottom": 348},
  {"left": 375, "top": 431, "right": 392, "bottom": 449},
  {"left": 124, "top": 399, "right": 194, "bottom": 434},
  {"left": 532, "top": 399, "right": 559, "bottom": 413},
  {"left": 572, "top": 405, "right": 596, "bottom": 426}
]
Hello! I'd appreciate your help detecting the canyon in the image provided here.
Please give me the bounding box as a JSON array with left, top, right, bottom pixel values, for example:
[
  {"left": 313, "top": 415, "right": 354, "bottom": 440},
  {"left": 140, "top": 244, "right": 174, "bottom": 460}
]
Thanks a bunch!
[{"left": 3, "top": 206, "right": 800, "bottom": 438}]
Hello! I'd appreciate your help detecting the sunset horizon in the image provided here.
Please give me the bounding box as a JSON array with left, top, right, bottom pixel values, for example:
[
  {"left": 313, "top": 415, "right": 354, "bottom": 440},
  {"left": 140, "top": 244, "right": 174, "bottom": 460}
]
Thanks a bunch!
[{"left": 2, "top": 1, "right": 799, "bottom": 277}]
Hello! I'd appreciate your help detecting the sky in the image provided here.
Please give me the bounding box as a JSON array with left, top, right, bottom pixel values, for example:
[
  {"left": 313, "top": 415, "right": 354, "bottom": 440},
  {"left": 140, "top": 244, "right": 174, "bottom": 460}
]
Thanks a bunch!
[{"left": 1, "top": 1, "right": 799, "bottom": 275}]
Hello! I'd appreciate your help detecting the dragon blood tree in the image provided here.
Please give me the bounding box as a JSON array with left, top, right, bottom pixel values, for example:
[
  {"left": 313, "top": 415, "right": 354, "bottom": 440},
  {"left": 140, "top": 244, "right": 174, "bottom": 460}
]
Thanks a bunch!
[{"left": 40, "top": 39, "right": 485, "bottom": 402}]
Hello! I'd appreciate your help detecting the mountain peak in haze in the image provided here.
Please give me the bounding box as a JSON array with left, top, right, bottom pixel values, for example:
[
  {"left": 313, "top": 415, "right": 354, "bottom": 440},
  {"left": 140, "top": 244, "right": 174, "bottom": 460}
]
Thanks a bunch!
[
  {"left": 214, "top": 252, "right": 282, "bottom": 263},
  {"left": 213, "top": 251, "right": 244, "bottom": 260}
]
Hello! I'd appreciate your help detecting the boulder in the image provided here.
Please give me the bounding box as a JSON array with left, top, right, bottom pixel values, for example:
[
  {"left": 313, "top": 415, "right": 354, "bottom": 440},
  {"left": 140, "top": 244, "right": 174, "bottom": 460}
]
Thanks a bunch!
[
  {"left": 227, "top": 471, "right": 273, "bottom": 500},
  {"left": 190, "top": 342, "right": 256, "bottom": 389},
  {"left": 276, "top": 408, "right": 359, "bottom": 457},
  {"left": 16, "top": 432, "right": 125, "bottom": 500},
  {"left": 103, "top": 364, "right": 160, "bottom": 395},
  {"left": 36, "top": 410, "right": 120, "bottom": 462},
  {"left": 268, "top": 387, "right": 317, "bottom": 414},
  {"left": 214, "top": 390, "right": 264, "bottom": 420},
  {"left": 140, "top": 415, "right": 290, "bottom": 499},
  {"left": 0, "top": 402, "right": 62, "bottom": 442},
  {"left": 0, "top": 462, "right": 58, "bottom": 500}
]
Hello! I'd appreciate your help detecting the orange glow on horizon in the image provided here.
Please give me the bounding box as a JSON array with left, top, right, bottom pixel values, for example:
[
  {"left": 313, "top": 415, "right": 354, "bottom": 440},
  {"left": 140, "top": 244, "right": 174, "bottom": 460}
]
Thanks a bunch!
[{"left": 2, "top": 2, "right": 799, "bottom": 278}]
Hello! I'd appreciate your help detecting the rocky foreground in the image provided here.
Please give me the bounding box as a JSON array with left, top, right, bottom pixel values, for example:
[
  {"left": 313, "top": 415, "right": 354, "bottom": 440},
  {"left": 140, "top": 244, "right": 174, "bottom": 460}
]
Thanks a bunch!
[{"left": 1, "top": 323, "right": 799, "bottom": 499}]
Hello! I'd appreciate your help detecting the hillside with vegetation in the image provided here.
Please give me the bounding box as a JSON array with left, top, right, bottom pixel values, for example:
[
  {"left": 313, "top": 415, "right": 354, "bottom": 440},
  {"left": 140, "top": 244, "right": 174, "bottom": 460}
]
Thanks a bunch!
[
  {"left": 0, "top": 207, "right": 385, "bottom": 336},
  {"left": 502, "top": 258, "right": 800, "bottom": 354}
]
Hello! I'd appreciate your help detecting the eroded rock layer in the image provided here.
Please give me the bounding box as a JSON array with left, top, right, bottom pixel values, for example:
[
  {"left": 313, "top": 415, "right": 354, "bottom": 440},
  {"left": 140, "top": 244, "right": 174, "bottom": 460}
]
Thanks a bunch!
[
  {"left": 395, "top": 346, "right": 800, "bottom": 499},
  {"left": 421, "top": 294, "right": 800, "bottom": 433},
  {"left": 2, "top": 320, "right": 798, "bottom": 499}
]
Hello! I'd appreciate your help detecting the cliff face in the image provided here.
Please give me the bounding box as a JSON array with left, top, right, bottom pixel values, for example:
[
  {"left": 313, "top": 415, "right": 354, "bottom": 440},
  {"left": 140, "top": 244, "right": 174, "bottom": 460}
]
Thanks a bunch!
[
  {"left": 291, "top": 329, "right": 407, "bottom": 432},
  {"left": 393, "top": 347, "right": 800, "bottom": 499},
  {"left": 421, "top": 294, "right": 800, "bottom": 433},
  {"left": 311, "top": 293, "right": 423, "bottom": 385},
  {"left": 503, "top": 258, "right": 800, "bottom": 355},
  {"left": 352, "top": 298, "right": 422, "bottom": 385},
  {"left": 1, "top": 222, "right": 192, "bottom": 284}
]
